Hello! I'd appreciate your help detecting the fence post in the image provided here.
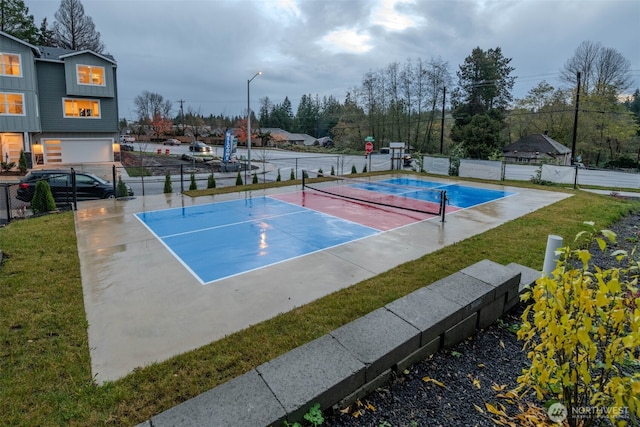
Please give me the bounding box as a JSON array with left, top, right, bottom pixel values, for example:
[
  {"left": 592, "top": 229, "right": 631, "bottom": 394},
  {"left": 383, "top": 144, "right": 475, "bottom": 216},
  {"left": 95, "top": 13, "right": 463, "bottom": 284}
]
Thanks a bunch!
[
  {"left": 2, "top": 184, "right": 10, "bottom": 223},
  {"left": 112, "top": 165, "right": 117, "bottom": 197},
  {"left": 180, "top": 164, "right": 184, "bottom": 193}
]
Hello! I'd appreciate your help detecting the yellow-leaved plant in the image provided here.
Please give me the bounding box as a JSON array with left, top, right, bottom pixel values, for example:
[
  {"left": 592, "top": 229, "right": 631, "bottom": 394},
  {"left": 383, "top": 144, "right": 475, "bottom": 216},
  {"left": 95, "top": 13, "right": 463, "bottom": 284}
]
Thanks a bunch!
[{"left": 517, "top": 223, "right": 640, "bottom": 427}]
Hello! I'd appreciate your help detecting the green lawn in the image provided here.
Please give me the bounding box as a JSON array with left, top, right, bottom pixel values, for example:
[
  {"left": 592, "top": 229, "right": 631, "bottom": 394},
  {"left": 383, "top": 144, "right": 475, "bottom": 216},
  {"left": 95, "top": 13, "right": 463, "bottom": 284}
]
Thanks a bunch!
[{"left": 1, "top": 179, "right": 638, "bottom": 426}]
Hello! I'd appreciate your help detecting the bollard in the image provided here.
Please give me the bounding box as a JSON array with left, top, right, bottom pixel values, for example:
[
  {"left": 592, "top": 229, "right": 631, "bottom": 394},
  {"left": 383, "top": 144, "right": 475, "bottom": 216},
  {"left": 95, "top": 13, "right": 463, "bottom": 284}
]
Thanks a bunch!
[{"left": 542, "top": 234, "right": 563, "bottom": 276}]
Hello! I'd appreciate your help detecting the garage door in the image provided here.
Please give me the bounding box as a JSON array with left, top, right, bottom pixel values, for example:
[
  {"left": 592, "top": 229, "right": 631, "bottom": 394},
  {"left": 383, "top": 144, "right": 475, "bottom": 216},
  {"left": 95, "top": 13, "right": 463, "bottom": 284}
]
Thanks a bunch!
[{"left": 44, "top": 139, "right": 113, "bottom": 164}]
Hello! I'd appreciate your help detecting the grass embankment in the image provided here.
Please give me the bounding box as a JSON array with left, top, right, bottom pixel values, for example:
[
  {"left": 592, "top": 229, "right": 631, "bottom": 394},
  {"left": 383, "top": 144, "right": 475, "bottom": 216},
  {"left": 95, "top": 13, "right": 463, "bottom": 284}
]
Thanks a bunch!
[{"left": 0, "top": 184, "right": 638, "bottom": 426}]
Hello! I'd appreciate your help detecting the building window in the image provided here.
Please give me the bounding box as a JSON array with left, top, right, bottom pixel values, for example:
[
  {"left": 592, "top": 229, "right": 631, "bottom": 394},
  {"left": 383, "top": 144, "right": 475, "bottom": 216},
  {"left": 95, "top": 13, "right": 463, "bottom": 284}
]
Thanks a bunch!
[
  {"left": 0, "top": 52, "right": 21, "bottom": 76},
  {"left": 76, "top": 65, "right": 105, "bottom": 86},
  {"left": 63, "top": 98, "right": 101, "bottom": 118},
  {"left": 0, "top": 92, "right": 25, "bottom": 115}
]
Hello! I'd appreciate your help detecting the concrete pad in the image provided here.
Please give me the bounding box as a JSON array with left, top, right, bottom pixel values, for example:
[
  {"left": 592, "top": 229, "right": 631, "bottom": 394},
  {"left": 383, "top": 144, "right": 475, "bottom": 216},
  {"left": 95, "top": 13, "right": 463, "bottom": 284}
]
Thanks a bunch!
[
  {"left": 330, "top": 308, "right": 421, "bottom": 381},
  {"left": 73, "top": 178, "right": 572, "bottom": 382},
  {"left": 151, "top": 370, "right": 286, "bottom": 427},
  {"left": 256, "top": 334, "right": 365, "bottom": 421}
]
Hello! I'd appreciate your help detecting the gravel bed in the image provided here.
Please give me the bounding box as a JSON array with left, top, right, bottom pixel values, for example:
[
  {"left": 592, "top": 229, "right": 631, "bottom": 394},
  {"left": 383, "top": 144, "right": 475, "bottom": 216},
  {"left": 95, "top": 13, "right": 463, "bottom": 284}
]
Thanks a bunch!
[{"left": 324, "top": 210, "right": 640, "bottom": 427}]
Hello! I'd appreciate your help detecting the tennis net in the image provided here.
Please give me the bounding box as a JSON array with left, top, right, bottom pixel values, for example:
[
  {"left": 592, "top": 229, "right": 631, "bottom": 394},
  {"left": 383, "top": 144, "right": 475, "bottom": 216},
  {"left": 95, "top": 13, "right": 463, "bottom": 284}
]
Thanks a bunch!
[{"left": 301, "top": 170, "right": 447, "bottom": 221}]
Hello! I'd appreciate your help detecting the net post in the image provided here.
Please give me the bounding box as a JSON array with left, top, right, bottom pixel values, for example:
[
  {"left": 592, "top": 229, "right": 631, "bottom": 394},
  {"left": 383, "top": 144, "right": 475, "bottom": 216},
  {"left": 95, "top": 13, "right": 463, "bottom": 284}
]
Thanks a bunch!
[
  {"left": 302, "top": 169, "right": 306, "bottom": 189},
  {"left": 440, "top": 190, "right": 447, "bottom": 222}
]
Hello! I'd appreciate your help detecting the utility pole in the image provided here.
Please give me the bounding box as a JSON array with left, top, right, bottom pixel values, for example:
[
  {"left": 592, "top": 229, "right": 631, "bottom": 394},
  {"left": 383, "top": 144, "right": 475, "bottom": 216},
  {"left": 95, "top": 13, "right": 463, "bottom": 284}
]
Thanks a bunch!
[
  {"left": 571, "top": 72, "right": 581, "bottom": 165},
  {"left": 440, "top": 86, "right": 446, "bottom": 154},
  {"left": 178, "top": 99, "right": 185, "bottom": 134}
]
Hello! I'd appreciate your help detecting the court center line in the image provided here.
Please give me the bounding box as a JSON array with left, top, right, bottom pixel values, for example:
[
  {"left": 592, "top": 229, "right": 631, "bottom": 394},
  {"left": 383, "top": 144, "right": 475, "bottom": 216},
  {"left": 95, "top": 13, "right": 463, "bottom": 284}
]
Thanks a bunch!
[{"left": 159, "top": 209, "right": 309, "bottom": 239}]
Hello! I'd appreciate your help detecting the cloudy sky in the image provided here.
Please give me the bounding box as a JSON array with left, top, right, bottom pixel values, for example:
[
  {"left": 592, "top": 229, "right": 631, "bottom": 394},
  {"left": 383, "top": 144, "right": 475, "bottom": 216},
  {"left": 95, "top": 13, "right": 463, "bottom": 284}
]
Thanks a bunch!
[{"left": 26, "top": 0, "right": 640, "bottom": 121}]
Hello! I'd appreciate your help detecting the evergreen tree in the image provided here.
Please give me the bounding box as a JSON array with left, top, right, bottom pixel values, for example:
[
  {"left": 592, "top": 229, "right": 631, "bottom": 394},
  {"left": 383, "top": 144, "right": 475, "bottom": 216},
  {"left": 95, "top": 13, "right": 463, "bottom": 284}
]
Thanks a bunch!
[
  {"left": 0, "top": 0, "right": 39, "bottom": 44},
  {"left": 276, "top": 170, "right": 281, "bottom": 182},
  {"left": 207, "top": 173, "right": 216, "bottom": 189},
  {"left": 116, "top": 176, "right": 129, "bottom": 197},
  {"left": 252, "top": 173, "right": 258, "bottom": 184},
  {"left": 451, "top": 46, "right": 515, "bottom": 159},
  {"left": 189, "top": 173, "right": 197, "bottom": 190},
  {"left": 163, "top": 171, "right": 172, "bottom": 193},
  {"left": 18, "top": 149, "right": 27, "bottom": 174},
  {"left": 53, "top": 0, "right": 105, "bottom": 52},
  {"left": 31, "top": 180, "right": 56, "bottom": 213},
  {"left": 289, "top": 169, "right": 295, "bottom": 180},
  {"left": 37, "top": 17, "right": 56, "bottom": 46},
  {"left": 235, "top": 171, "right": 243, "bottom": 186}
]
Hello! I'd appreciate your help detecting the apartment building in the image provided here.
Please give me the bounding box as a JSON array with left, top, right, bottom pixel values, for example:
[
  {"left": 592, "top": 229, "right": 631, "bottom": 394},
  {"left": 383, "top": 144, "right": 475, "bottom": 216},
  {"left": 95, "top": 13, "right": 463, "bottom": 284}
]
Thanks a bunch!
[{"left": 0, "top": 30, "right": 119, "bottom": 167}]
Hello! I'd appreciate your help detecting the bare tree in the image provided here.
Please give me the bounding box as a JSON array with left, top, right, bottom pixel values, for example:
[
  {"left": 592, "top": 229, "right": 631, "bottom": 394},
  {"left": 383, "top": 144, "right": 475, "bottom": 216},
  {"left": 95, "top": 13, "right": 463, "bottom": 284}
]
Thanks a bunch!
[
  {"left": 561, "top": 41, "right": 632, "bottom": 96},
  {"left": 53, "top": 0, "right": 104, "bottom": 53},
  {"left": 134, "top": 91, "right": 172, "bottom": 123}
]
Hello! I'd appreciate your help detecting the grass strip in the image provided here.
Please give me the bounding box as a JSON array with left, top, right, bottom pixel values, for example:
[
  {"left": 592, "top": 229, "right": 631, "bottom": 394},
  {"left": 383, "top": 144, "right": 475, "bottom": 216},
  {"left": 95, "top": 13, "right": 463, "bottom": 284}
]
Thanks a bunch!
[{"left": 0, "top": 185, "right": 638, "bottom": 426}]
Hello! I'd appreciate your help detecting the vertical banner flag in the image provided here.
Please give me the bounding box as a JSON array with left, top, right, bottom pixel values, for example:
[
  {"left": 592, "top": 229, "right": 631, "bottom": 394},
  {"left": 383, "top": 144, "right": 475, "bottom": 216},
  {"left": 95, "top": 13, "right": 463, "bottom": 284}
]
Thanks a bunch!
[{"left": 223, "top": 130, "right": 232, "bottom": 163}]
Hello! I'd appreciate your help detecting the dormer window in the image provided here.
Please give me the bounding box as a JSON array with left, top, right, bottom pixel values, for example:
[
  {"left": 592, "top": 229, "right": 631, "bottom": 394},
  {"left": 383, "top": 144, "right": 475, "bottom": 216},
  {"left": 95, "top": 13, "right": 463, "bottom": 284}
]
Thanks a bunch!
[
  {"left": 0, "top": 52, "right": 21, "bottom": 77},
  {"left": 77, "top": 65, "right": 105, "bottom": 86}
]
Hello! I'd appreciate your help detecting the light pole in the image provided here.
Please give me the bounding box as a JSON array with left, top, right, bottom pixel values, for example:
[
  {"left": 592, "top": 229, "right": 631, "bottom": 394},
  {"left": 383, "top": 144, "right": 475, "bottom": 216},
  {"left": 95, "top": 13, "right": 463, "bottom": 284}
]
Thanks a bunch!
[{"left": 247, "top": 71, "right": 262, "bottom": 182}]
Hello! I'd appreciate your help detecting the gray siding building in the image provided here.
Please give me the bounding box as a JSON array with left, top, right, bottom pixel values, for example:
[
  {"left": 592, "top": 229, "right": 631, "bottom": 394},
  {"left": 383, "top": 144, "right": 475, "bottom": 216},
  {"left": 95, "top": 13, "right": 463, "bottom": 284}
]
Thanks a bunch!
[{"left": 0, "top": 31, "right": 119, "bottom": 166}]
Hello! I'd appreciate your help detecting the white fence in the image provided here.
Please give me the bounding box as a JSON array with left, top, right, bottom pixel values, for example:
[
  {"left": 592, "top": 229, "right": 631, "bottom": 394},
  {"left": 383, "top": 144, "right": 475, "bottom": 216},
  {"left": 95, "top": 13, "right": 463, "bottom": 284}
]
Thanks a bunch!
[{"left": 421, "top": 156, "right": 640, "bottom": 190}]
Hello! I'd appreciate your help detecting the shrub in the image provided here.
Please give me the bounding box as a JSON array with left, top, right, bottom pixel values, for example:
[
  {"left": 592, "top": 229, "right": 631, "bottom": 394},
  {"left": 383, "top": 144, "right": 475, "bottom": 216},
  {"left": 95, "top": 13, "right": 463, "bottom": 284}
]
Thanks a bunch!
[
  {"left": 116, "top": 176, "right": 129, "bottom": 197},
  {"left": 331, "top": 165, "right": 335, "bottom": 176},
  {"left": 290, "top": 169, "right": 295, "bottom": 180},
  {"left": 235, "top": 171, "right": 243, "bottom": 186},
  {"left": 207, "top": 173, "right": 216, "bottom": 189},
  {"left": 362, "top": 164, "right": 367, "bottom": 173},
  {"left": 189, "top": 173, "right": 197, "bottom": 190},
  {"left": 18, "top": 150, "right": 27, "bottom": 174},
  {"left": 31, "top": 180, "right": 56, "bottom": 213},
  {"left": 252, "top": 173, "right": 258, "bottom": 184},
  {"left": 517, "top": 223, "right": 640, "bottom": 427},
  {"left": 351, "top": 165, "right": 357, "bottom": 174},
  {"left": 276, "top": 170, "right": 281, "bottom": 182},
  {"left": 163, "top": 172, "right": 172, "bottom": 193},
  {"left": 1, "top": 161, "right": 15, "bottom": 172}
]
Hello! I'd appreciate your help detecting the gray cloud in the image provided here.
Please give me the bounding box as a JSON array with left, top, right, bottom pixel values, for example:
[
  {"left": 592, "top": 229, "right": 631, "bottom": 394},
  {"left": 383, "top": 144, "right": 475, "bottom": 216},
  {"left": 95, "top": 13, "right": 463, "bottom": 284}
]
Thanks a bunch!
[{"left": 27, "top": 0, "right": 640, "bottom": 120}]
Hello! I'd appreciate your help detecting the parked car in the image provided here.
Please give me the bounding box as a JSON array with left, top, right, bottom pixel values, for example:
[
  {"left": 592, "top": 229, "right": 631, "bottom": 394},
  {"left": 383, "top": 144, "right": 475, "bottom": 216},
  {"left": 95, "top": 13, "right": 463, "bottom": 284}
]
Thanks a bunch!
[
  {"left": 163, "top": 139, "right": 181, "bottom": 146},
  {"left": 16, "top": 170, "right": 133, "bottom": 204},
  {"left": 119, "top": 143, "right": 135, "bottom": 151},
  {"left": 189, "top": 141, "right": 213, "bottom": 152},
  {"left": 120, "top": 135, "right": 136, "bottom": 143}
]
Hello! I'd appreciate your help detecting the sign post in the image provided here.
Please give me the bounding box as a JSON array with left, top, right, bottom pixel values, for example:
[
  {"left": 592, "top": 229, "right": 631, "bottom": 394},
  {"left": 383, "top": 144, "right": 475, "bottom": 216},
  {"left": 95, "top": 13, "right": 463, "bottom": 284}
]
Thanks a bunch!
[{"left": 365, "top": 136, "right": 375, "bottom": 172}]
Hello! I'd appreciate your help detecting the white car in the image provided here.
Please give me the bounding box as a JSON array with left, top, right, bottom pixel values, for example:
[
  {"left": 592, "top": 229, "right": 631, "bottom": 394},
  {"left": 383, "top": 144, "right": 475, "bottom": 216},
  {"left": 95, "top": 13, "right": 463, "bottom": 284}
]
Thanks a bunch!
[{"left": 120, "top": 135, "right": 136, "bottom": 143}]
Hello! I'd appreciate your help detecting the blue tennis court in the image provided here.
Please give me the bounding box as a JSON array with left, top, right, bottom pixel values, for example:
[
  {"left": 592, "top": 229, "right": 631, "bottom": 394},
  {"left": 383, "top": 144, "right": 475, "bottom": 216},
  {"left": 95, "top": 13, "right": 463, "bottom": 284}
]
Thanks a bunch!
[{"left": 136, "top": 179, "right": 515, "bottom": 285}]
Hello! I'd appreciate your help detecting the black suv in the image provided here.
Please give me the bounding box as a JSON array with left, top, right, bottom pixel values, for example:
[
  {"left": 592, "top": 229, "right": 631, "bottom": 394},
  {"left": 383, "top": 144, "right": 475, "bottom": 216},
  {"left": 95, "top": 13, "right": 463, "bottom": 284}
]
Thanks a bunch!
[{"left": 16, "top": 170, "right": 133, "bottom": 204}]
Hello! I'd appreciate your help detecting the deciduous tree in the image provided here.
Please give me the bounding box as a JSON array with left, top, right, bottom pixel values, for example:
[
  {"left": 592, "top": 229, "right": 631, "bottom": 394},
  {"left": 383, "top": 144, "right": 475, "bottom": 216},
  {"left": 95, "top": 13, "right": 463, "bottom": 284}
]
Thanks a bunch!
[{"left": 561, "top": 41, "right": 633, "bottom": 97}]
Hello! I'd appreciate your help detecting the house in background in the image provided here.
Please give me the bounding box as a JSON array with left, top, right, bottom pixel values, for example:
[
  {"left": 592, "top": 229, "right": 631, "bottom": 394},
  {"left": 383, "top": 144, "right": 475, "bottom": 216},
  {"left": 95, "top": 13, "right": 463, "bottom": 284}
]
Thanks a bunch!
[
  {"left": 0, "top": 30, "right": 119, "bottom": 167},
  {"left": 260, "top": 128, "right": 316, "bottom": 147},
  {"left": 502, "top": 132, "right": 572, "bottom": 165}
]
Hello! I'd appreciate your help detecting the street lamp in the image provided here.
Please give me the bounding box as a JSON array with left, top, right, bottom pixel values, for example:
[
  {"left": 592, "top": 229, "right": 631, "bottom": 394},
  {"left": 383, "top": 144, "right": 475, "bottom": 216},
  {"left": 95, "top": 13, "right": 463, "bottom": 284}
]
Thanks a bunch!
[{"left": 247, "top": 71, "right": 262, "bottom": 182}]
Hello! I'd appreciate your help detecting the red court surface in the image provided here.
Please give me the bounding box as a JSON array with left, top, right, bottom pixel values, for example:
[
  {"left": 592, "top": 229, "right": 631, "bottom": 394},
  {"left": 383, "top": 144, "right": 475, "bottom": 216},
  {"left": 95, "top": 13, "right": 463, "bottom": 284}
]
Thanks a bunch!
[{"left": 272, "top": 191, "right": 456, "bottom": 231}]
